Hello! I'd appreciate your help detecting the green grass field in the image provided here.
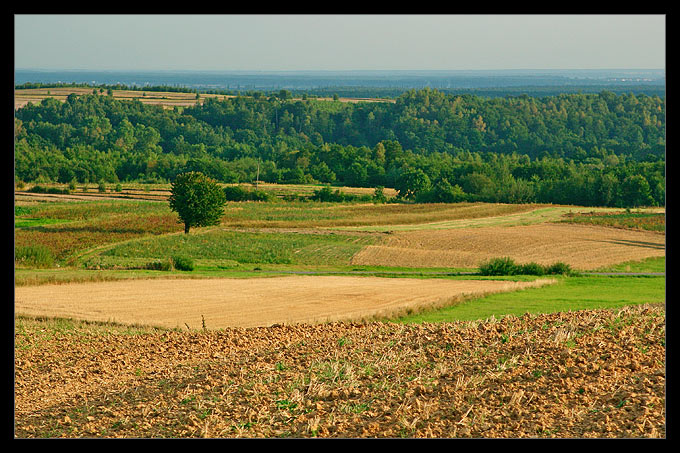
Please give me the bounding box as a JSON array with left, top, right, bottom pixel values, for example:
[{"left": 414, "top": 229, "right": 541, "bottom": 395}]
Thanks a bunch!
[
  {"left": 100, "top": 228, "right": 378, "bottom": 266},
  {"left": 395, "top": 274, "right": 665, "bottom": 323}
]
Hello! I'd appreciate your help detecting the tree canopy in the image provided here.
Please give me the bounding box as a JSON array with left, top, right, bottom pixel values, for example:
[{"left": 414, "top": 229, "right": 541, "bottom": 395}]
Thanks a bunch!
[
  {"left": 14, "top": 88, "right": 665, "bottom": 207},
  {"left": 168, "top": 172, "right": 226, "bottom": 234}
]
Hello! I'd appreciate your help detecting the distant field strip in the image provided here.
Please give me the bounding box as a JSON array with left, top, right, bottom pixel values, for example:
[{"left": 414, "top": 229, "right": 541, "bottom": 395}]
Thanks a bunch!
[
  {"left": 351, "top": 223, "right": 665, "bottom": 270},
  {"left": 14, "top": 276, "right": 553, "bottom": 329},
  {"left": 338, "top": 206, "right": 649, "bottom": 232}
]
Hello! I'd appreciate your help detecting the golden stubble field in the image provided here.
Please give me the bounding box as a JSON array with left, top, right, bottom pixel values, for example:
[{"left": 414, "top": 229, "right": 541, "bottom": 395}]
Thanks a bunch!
[
  {"left": 14, "top": 276, "right": 554, "bottom": 330},
  {"left": 351, "top": 223, "right": 665, "bottom": 270}
]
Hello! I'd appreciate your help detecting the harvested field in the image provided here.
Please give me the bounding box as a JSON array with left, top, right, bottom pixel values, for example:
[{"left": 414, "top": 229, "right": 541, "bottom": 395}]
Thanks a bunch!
[
  {"left": 351, "top": 223, "right": 665, "bottom": 270},
  {"left": 14, "top": 87, "right": 395, "bottom": 111},
  {"left": 14, "top": 276, "right": 552, "bottom": 330},
  {"left": 14, "top": 303, "right": 665, "bottom": 438}
]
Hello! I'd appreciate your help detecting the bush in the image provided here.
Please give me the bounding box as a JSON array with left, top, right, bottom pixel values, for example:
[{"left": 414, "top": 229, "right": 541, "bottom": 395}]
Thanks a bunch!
[
  {"left": 310, "top": 186, "right": 371, "bottom": 203},
  {"left": 519, "top": 262, "right": 546, "bottom": 276},
  {"left": 224, "top": 185, "right": 273, "bottom": 202},
  {"left": 27, "top": 185, "right": 70, "bottom": 195},
  {"left": 479, "top": 257, "right": 574, "bottom": 276},
  {"left": 373, "top": 186, "right": 387, "bottom": 204},
  {"left": 249, "top": 190, "right": 273, "bottom": 201},
  {"left": 15, "top": 244, "right": 55, "bottom": 268},
  {"left": 545, "top": 262, "right": 573, "bottom": 275},
  {"left": 171, "top": 255, "right": 194, "bottom": 271},
  {"left": 223, "top": 185, "right": 250, "bottom": 201},
  {"left": 311, "top": 186, "right": 345, "bottom": 202},
  {"left": 479, "top": 257, "right": 518, "bottom": 276}
]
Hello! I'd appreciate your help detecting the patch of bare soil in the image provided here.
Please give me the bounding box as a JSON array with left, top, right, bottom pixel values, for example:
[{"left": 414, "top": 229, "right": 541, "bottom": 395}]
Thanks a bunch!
[
  {"left": 14, "top": 276, "right": 551, "bottom": 330},
  {"left": 351, "top": 223, "right": 665, "bottom": 270},
  {"left": 15, "top": 191, "right": 169, "bottom": 203},
  {"left": 14, "top": 303, "right": 665, "bottom": 438}
]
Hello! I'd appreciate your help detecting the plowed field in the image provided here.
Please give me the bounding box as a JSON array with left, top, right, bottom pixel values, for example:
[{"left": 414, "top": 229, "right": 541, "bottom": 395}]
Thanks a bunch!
[
  {"left": 14, "top": 276, "right": 553, "bottom": 329},
  {"left": 351, "top": 223, "right": 665, "bottom": 270},
  {"left": 14, "top": 303, "right": 665, "bottom": 438}
]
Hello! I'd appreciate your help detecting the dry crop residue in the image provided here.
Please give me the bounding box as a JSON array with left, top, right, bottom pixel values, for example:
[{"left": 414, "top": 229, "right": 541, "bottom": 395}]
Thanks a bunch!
[
  {"left": 14, "top": 276, "right": 552, "bottom": 330},
  {"left": 351, "top": 223, "right": 665, "bottom": 270},
  {"left": 14, "top": 304, "right": 665, "bottom": 438}
]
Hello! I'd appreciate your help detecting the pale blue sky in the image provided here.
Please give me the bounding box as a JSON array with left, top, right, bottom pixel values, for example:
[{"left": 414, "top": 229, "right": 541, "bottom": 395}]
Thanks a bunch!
[{"left": 14, "top": 14, "right": 666, "bottom": 71}]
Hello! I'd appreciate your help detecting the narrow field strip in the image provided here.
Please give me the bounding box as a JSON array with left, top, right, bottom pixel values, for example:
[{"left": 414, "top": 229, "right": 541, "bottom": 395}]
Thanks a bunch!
[
  {"left": 14, "top": 276, "right": 554, "bottom": 330},
  {"left": 337, "top": 206, "right": 658, "bottom": 232}
]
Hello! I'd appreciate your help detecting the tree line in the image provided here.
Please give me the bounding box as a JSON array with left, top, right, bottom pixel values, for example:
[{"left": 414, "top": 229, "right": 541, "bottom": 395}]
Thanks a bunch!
[{"left": 14, "top": 88, "right": 665, "bottom": 207}]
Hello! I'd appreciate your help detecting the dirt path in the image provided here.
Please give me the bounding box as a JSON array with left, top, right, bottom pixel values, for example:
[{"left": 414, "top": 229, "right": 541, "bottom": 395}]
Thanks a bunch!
[{"left": 14, "top": 276, "right": 553, "bottom": 329}]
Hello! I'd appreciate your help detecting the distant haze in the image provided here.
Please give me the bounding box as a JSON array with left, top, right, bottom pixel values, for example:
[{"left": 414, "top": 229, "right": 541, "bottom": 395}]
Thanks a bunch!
[{"left": 14, "top": 15, "right": 666, "bottom": 72}]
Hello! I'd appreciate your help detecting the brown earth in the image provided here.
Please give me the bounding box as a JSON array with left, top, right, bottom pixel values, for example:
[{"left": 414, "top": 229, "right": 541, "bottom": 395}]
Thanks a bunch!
[
  {"left": 351, "top": 223, "right": 665, "bottom": 270},
  {"left": 14, "top": 276, "right": 553, "bottom": 330},
  {"left": 14, "top": 303, "right": 665, "bottom": 438}
]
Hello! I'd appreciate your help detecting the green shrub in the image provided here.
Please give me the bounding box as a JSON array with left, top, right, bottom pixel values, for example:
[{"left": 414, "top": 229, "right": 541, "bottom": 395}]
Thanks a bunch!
[
  {"left": 519, "top": 262, "right": 546, "bottom": 276},
  {"left": 249, "top": 190, "right": 272, "bottom": 201},
  {"left": 15, "top": 244, "right": 55, "bottom": 268},
  {"left": 310, "top": 187, "right": 371, "bottom": 203},
  {"left": 224, "top": 186, "right": 273, "bottom": 202},
  {"left": 546, "top": 262, "right": 573, "bottom": 275},
  {"left": 223, "top": 185, "right": 250, "bottom": 201},
  {"left": 373, "top": 186, "right": 387, "bottom": 204},
  {"left": 479, "top": 257, "right": 574, "bottom": 276},
  {"left": 479, "top": 257, "right": 518, "bottom": 276},
  {"left": 171, "top": 255, "right": 194, "bottom": 271},
  {"left": 27, "top": 185, "right": 70, "bottom": 195}
]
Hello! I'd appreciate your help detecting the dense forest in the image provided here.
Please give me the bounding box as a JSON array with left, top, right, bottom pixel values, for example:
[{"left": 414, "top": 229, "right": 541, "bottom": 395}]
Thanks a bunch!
[{"left": 14, "top": 87, "right": 665, "bottom": 207}]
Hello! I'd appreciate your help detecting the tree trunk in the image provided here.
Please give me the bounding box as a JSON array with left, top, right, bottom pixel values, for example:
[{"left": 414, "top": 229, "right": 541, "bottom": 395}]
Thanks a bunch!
[{"left": 184, "top": 223, "right": 190, "bottom": 234}]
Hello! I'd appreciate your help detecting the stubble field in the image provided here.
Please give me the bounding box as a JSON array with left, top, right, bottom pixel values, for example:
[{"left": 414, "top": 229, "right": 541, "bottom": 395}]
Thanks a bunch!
[
  {"left": 14, "top": 276, "right": 554, "bottom": 330},
  {"left": 15, "top": 304, "right": 665, "bottom": 438},
  {"left": 351, "top": 223, "right": 665, "bottom": 270}
]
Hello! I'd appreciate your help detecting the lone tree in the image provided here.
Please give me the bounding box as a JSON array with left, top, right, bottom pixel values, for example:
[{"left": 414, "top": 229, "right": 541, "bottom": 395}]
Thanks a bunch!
[{"left": 169, "top": 172, "right": 226, "bottom": 234}]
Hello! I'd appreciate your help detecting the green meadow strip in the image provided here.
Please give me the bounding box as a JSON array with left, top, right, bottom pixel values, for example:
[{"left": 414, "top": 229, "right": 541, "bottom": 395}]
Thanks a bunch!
[{"left": 395, "top": 274, "right": 666, "bottom": 323}]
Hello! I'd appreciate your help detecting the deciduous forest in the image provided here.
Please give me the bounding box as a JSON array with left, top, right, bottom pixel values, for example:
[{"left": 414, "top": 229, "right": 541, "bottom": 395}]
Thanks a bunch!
[{"left": 14, "top": 87, "right": 665, "bottom": 207}]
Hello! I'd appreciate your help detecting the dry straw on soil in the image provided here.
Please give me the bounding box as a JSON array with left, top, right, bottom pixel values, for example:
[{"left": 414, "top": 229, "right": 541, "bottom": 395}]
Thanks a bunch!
[
  {"left": 14, "top": 303, "right": 665, "bottom": 438},
  {"left": 14, "top": 276, "right": 553, "bottom": 330}
]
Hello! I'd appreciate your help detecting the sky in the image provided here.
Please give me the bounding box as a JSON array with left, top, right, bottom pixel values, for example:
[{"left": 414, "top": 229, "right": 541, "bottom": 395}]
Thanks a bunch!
[{"left": 14, "top": 14, "right": 666, "bottom": 72}]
